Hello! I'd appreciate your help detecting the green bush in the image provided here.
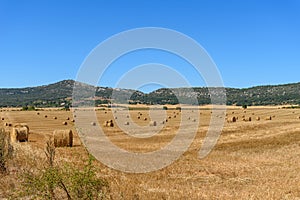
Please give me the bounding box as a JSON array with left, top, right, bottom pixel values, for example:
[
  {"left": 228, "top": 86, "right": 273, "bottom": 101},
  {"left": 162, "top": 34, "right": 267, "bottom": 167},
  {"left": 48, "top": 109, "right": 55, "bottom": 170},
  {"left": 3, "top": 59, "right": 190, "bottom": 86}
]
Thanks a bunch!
[
  {"left": 163, "top": 106, "right": 168, "bottom": 110},
  {"left": 20, "top": 140, "right": 109, "bottom": 199}
]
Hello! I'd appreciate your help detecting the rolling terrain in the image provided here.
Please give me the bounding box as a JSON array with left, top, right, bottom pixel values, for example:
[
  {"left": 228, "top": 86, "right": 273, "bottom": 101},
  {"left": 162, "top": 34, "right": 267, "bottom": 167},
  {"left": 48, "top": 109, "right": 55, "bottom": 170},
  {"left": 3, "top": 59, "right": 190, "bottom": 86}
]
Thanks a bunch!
[{"left": 1, "top": 80, "right": 300, "bottom": 107}]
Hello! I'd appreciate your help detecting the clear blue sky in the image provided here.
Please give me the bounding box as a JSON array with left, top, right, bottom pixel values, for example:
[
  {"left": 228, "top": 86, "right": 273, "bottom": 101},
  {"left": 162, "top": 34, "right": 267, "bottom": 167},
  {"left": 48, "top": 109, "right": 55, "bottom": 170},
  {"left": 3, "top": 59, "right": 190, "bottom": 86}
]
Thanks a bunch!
[{"left": 0, "top": 0, "right": 299, "bottom": 92}]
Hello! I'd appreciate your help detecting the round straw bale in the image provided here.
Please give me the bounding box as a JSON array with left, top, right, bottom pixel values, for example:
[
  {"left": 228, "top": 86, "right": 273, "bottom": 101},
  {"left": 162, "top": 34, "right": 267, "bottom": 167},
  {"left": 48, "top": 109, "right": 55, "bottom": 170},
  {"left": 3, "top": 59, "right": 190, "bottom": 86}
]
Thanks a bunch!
[
  {"left": 44, "top": 115, "right": 48, "bottom": 118},
  {"left": 14, "top": 123, "right": 29, "bottom": 133},
  {"left": 265, "top": 116, "right": 272, "bottom": 120},
  {"left": 37, "top": 112, "right": 40, "bottom": 115},
  {"left": 91, "top": 122, "right": 96, "bottom": 126},
  {"left": 137, "top": 116, "right": 140, "bottom": 119},
  {"left": 124, "top": 122, "right": 129, "bottom": 125},
  {"left": 150, "top": 121, "right": 157, "bottom": 126},
  {"left": 256, "top": 116, "right": 260, "bottom": 121},
  {"left": 62, "top": 121, "right": 68, "bottom": 125},
  {"left": 232, "top": 116, "right": 237, "bottom": 122},
  {"left": 144, "top": 117, "right": 147, "bottom": 121},
  {"left": 103, "top": 121, "right": 108, "bottom": 127},
  {"left": 11, "top": 127, "right": 28, "bottom": 143},
  {"left": 1, "top": 117, "right": 4, "bottom": 120},
  {"left": 107, "top": 121, "right": 114, "bottom": 127},
  {"left": 53, "top": 129, "right": 73, "bottom": 147},
  {"left": 53, "top": 117, "right": 57, "bottom": 120},
  {"left": 66, "top": 117, "right": 70, "bottom": 120}
]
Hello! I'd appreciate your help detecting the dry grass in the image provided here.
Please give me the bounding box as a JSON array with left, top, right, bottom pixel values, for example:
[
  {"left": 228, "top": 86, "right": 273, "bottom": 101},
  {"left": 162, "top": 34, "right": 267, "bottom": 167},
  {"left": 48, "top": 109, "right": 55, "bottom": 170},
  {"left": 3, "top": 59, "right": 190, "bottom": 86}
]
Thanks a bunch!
[{"left": 0, "top": 106, "right": 300, "bottom": 199}]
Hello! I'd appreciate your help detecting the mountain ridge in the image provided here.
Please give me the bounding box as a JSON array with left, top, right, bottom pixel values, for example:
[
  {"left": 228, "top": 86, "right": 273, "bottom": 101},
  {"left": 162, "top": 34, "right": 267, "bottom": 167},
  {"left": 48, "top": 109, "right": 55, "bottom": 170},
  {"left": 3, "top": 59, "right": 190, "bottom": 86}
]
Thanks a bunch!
[{"left": 1, "top": 79, "right": 300, "bottom": 107}]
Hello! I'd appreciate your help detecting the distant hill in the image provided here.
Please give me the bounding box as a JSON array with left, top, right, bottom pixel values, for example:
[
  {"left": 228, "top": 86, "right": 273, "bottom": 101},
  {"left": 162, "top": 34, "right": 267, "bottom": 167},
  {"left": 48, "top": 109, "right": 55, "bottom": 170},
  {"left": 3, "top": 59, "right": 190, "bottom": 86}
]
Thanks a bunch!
[{"left": 0, "top": 80, "right": 300, "bottom": 107}]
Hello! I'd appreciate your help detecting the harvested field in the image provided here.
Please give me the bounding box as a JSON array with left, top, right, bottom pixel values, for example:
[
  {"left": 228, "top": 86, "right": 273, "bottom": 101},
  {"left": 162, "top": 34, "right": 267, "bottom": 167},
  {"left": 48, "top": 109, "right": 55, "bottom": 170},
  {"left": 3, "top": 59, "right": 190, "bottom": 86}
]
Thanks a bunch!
[{"left": 0, "top": 106, "right": 300, "bottom": 199}]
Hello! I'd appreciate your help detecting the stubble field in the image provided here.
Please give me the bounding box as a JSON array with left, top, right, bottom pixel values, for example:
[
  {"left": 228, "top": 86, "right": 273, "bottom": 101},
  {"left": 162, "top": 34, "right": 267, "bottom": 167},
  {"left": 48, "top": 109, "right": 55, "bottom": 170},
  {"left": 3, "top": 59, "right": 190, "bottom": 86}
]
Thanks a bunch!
[{"left": 1, "top": 106, "right": 300, "bottom": 199}]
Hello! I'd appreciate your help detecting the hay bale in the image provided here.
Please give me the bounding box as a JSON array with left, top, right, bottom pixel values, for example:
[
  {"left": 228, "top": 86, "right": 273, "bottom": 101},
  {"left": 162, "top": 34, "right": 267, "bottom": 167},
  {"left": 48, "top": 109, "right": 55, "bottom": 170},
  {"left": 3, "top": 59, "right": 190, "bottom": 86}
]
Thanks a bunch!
[
  {"left": 66, "top": 117, "right": 70, "bottom": 120},
  {"left": 91, "top": 122, "right": 96, "bottom": 126},
  {"left": 14, "top": 123, "right": 29, "bottom": 133},
  {"left": 144, "top": 117, "right": 147, "bottom": 121},
  {"left": 1, "top": 117, "right": 4, "bottom": 120},
  {"left": 53, "top": 117, "right": 57, "bottom": 120},
  {"left": 62, "top": 121, "right": 68, "bottom": 125},
  {"left": 248, "top": 117, "right": 252, "bottom": 122},
  {"left": 114, "top": 116, "right": 117, "bottom": 120},
  {"left": 103, "top": 121, "right": 108, "bottom": 127},
  {"left": 124, "top": 122, "right": 129, "bottom": 125},
  {"left": 256, "top": 116, "right": 260, "bottom": 121},
  {"left": 265, "top": 116, "right": 272, "bottom": 120},
  {"left": 71, "top": 119, "right": 75, "bottom": 122},
  {"left": 44, "top": 115, "right": 48, "bottom": 118},
  {"left": 37, "top": 112, "right": 40, "bottom": 115},
  {"left": 53, "top": 129, "right": 73, "bottom": 147},
  {"left": 137, "top": 116, "right": 140, "bottom": 119},
  {"left": 232, "top": 116, "right": 237, "bottom": 123},
  {"left": 173, "top": 115, "right": 176, "bottom": 118},
  {"left": 11, "top": 127, "right": 28, "bottom": 143},
  {"left": 107, "top": 121, "right": 114, "bottom": 127},
  {"left": 3, "top": 122, "right": 8, "bottom": 126},
  {"left": 150, "top": 121, "right": 157, "bottom": 126}
]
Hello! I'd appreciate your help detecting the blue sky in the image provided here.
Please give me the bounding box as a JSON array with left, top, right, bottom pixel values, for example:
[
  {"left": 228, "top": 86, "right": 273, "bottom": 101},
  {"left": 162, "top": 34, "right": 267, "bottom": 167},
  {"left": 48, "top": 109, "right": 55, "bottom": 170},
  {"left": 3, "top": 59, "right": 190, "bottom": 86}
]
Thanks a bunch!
[{"left": 0, "top": 0, "right": 299, "bottom": 92}]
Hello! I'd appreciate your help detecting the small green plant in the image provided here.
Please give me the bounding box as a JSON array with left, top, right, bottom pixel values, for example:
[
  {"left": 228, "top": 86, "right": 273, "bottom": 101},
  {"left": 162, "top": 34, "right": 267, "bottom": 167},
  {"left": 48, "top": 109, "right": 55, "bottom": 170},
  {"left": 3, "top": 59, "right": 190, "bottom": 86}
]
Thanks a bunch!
[
  {"left": 242, "top": 104, "right": 248, "bottom": 109},
  {"left": 20, "top": 138, "right": 109, "bottom": 199}
]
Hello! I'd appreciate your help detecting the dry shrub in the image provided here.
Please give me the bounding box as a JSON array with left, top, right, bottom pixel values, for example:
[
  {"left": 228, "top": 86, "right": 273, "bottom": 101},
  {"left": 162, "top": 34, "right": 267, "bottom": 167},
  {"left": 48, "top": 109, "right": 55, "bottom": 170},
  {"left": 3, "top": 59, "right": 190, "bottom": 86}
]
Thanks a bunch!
[
  {"left": 53, "top": 130, "right": 73, "bottom": 147},
  {"left": 0, "top": 129, "right": 13, "bottom": 174}
]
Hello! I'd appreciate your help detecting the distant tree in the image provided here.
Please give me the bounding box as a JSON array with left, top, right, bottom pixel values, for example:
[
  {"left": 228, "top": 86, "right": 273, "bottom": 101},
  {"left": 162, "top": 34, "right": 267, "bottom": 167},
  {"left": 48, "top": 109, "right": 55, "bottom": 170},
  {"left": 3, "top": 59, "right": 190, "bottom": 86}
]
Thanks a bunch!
[{"left": 242, "top": 104, "right": 248, "bottom": 109}]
